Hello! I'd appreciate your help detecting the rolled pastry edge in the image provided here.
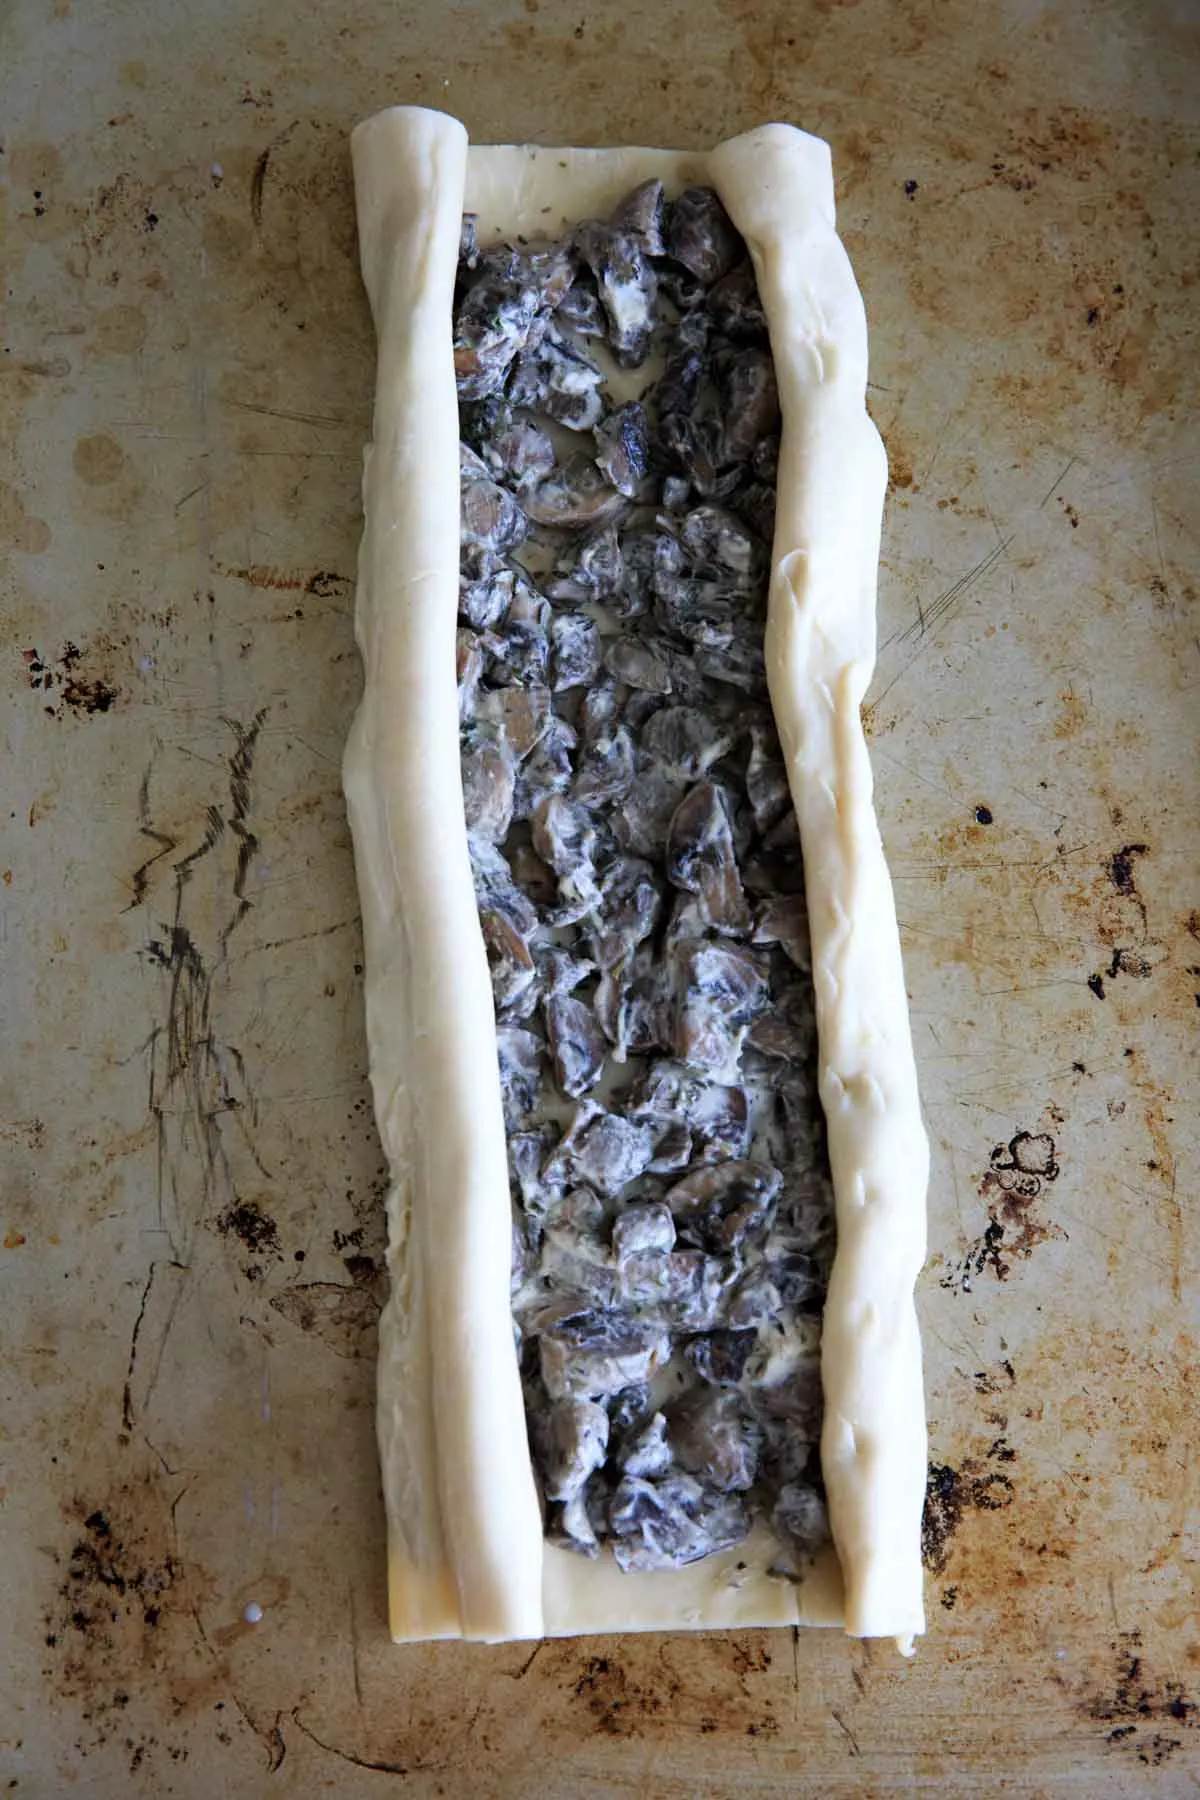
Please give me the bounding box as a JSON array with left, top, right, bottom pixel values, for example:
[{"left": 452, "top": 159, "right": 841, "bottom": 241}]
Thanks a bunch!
[{"left": 346, "top": 105, "right": 929, "bottom": 1648}]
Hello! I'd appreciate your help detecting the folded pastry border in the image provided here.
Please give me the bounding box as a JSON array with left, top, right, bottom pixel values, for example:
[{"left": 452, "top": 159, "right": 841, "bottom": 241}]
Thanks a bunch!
[{"left": 344, "top": 105, "right": 928, "bottom": 1651}]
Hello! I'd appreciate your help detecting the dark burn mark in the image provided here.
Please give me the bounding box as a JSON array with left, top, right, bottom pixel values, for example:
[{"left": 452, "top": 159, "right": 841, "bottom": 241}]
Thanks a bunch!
[
  {"left": 1108, "top": 946, "right": 1154, "bottom": 980},
  {"left": 48, "top": 1495, "right": 182, "bottom": 1714},
  {"left": 942, "top": 1131, "right": 1064, "bottom": 1290},
  {"left": 23, "top": 641, "right": 120, "bottom": 716},
  {"left": 921, "top": 1444, "right": 1016, "bottom": 1576},
  {"left": 1085, "top": 1631, "right": 1197, "bottom": 1767},
  {"left": 1107, "top": 843, "right": 1148, "bottom": 896},
  {"left": 1090, "top": 843, "right": 1160, "bottom": 992},
  {"left": 557, "top": 1639, "right": 779, "bottom": 1740},
  {"left": 216, "top": 1199, "right": 279, "bottom": 1256},
  {"left": 973, "top": 1359, "right": 1016, "bottom": 1396},
  {"left": 342, "top": 1252, "right": 379, "bottom": 1287}
]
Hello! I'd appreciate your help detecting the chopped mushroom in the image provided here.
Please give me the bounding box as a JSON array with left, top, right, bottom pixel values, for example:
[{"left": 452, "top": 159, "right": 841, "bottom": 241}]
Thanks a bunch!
[
  {"left": 543, "top": 1399, "right": 610, "bottom": 1501},
  {"left": 665, "top": 188, "right": 741, "bottom": 286},
  {"left": 550, "top": 612, "right": 603, "bottom": 691},
  {"left": 495, "top": 1025, "right": 544, "bottom": 1130},
  {"left": 612, "top": 1202, "right": 676, "bottom": 1259},
  {"left": 665, "top": 1159, "right": 782, "bottom": 1253},
  {"left": 576, "top": 222, "right": 658, "bottom": 368},
  {"left": 664, "top": 782, "right": 752, "bottom": 934},
  {"left": 667, "top": 940, "right": 769, "bottom": 1079},
  {"left": 545, "top": 993, "right": 608, "bottom": 1098},
  {"left": 509, "top": 323, "right": 607, "bottom": 431},
  {"left": 618, "top": 1410, "right": 673, "bottom": 1478},
  {"left": 455, "top": 188, "right": 836, "bottom": 1580},
  {"left": 593, "top": 403, "right": 651, "bottom": 497},
  {"left": 668, "top": 1389, "right": 762, "bottom": 1491},
  {"left": 524, "top": 455, "right": 628, "bottom": 529},
  {"left": 453, "top": 243, "right": 574, "bottom": 399},
  {"left": 608, "top": 1473, "right": 748, "bottom": 1570},
  {"left": 612, "top": 178, "right": 666, "bottom": 255},
  {"left": 540, "top": 1311, "right": 671, "bottom": 1400}
]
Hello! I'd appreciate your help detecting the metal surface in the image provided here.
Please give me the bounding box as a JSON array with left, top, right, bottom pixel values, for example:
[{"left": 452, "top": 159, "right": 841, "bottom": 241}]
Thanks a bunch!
[{"left": 2, "top": 1, "right": 1196, "bottom": 1794}]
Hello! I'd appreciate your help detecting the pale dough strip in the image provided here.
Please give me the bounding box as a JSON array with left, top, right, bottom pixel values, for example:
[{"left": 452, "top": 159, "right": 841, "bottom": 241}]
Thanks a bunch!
[{"left": 346, "top": 105, "right": 928, "bottom": 1649}]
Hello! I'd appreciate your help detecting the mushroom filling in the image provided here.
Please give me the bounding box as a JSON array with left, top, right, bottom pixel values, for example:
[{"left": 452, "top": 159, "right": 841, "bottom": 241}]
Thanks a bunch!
[{"left": 455, "top": 182, "right": 834, "bottom": 1577}]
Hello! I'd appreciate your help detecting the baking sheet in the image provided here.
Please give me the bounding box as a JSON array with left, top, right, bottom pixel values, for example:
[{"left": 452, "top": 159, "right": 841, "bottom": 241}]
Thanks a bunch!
[{"left": 2, "top": 0, "right": 1197, "bottom": 1794}]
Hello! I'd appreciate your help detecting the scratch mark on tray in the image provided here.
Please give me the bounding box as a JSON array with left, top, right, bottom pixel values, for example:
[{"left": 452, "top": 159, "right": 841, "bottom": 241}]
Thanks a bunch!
[
  {"left": 121, "top": 1263, "right": 157, "bottom": 1434},
  {"left": 509, "top": 1642, "right": 545, "bottom": 1681},
  {"left": 248, "top": 120, "right": 297, "bottom": 236},
  {"left": 831, "top": 1710, "right": 860, "bottom": 1756},
  {"left": 900, "top": 538, "right": 1013, "bottom": 648},
  {"left": 232, "top": 918, "right": 355, "bottom": 962},
  {"left": 132, "top": 714, "right": 270, "bottom": 1312},
  {"left": 348, "top": 1583, "right": 364, "bottom": 1708},
  {"left": 220, "top": 709, "right": 266, "bottom": 951},
  {"left": 126, "top": 766, "right": 177, "bottom": 910},
  {"left": 289, "top": 1710, "right": 445, "bottom": 1776},
  {"left": 1039, "top": 454, "right": 1078, "bottom": 509},
  {"left": 250, "top": 147, "right": 271, "bottom": 231},
  {"left": 192, "top": 1601, "right": 286, "bottom": 1769},
  {"left": 174, "top": 480, "right": 210, "bottom": 514},
  {"left": 225, "top": 399, "right": 354, "bottom": 430},
  {"left": 873, "top": 538, "right": 1012, "bottom": 712}
]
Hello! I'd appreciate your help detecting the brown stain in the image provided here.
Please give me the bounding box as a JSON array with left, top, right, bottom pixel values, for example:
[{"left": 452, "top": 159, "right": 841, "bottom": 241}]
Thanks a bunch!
[
  {"left": 943, "top": 1127, "right": 1066, "bottom": 1291},
  {"left": 66, "top": 171, "right": 168, "bottom": 292},
  {"left": 9, "top": 140, "right": 65, "bottom": 187},
  {"left": 217, "top": 562, "right": 352, "bottom": 598},
  {"left": 268, "top": 1280, "right": 381, "bottom": 1358},
  {"left": 1081, "top": 1631, "right": 1197, "bottom": 1769},
  {"left": 42, "top": 1467, "right": 255, "bottom": 1772},
  {"left": 88, "top": 304, "right": 147, "bottom": 357},
  {"left": 1083, "top": 841, "right": 1168, "bottom": 1000},
  {"left": 886, "top": 433, "right": 917, "bottom": 493},
  {"left": 73, "top": 433, "right": 126, "bottom": 486},
  {"left": 893, "top": 101, "right": 1191, "bottom": 433},
  {"left": 901, "top": 808, "right": 1181, "bottom": 1023},
  {"left": 928, "top": 1325, "right": 1196, "bottom": 1657},
  {"left": 201, "top": 207, "right": 256, "bottom": 265},
  {"left": 1142, "top": 1095, "right": 1182, "bottom": 1303},
  {"left": 530, "top": 1631, "right": 782, "bottom": 1744},
  {"left": 921, "top": 1440, "right": 1016, "bottom": 1576},
  {"left": 1053, "top": 688, "right": 1088, "bottom": 739},
  {"left": 24, "top": 640, "right": 121, "bottom": 717},
  {"left": 0, "top": 480, "right": 51, "bottom": 553}
]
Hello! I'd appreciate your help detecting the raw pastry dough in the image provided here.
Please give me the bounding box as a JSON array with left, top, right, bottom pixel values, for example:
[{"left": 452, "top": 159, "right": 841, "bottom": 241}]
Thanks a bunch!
[{"left": 345, "top": 105, "right": 928, "bottom": 1650}]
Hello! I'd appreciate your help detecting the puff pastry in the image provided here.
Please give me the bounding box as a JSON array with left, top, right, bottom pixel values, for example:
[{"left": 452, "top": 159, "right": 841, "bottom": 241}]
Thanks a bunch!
[{"left": 344, "top": 105, "right": 928, "bottom": 1651}]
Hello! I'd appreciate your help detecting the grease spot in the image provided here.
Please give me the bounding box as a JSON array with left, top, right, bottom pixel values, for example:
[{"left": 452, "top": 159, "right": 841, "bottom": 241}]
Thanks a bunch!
[
  {"left": 0, "top": 481, "right": 51, "bottom": 553},
  {"left": 73, "top": 433, "right": 126, "bottom": 486}
]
